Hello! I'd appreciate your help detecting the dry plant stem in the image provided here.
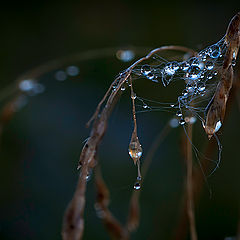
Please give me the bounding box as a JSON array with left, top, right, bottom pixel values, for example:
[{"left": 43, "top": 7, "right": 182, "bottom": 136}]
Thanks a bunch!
[
  {"left": 186, "top": 123, "right": 197, "bottom": 240},
  {"left": 95, "top": 167, "right": 129, "bottom": 240},
  {"left": 63, "top": 47, "right": 195, "bottom": 239},
  {"left": 173, "top": 57, "right": 240, "bottom": 240},
  {"left": 205, "top": 12, "right": 240, "bottom": 138}
]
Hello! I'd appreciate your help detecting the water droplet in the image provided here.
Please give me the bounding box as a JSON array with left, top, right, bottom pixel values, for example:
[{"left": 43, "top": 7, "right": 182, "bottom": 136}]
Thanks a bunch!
[
  {"left": 198, "top": 84, "right": 206, "bottom": 92},
  {"left": 137, "top": 176, "right": 142, "bottom": 181},
  {"left": 206, "top": 72, "right": 213, "bottom": 80},
  {"left": 170, "top": 61, "right": 179, "bottom": 71},
  {"left": 19, "top": 79, "right": 35, "bottom": 92},
  {"left": 179, "top": 118, "right": 186, "bottom": 125},
  {"left": 147, "top": 72, "right": 155, "bottom": 80},
  {"left": 187, "top": 86, "right": 194, "bottom": 93},
  {"left": 180, "top": 61, "right": 190, "bottom": 71},
  {"left": 86, "top": 171, "right": 92, "bottom": 181},
  {"left": 131, "top": 93, "right": 137, "bottom": 100},
  {"left": 214, "top": 120, "right": 222, "bottom": 133},
  {"left": 186, "top": 66, "right": 201, "bottom": 80},
  {"left": 176, "top": 110, "right": 182, "bottom": 117},
  {"left": 169, "top": 118, "right": 179, "bottom": 128},
  {"left": 209, "top": 44, "right": 221, "bottom": 58},
  {"left": 116, "top": 50, "right": 135, "bottom": 62},
  {"left": 205, "top": 61, "right": 214, "bottom": 70},
  {"left": 66, "top": 66, "right": 79, "bottom": 76},
  {"left": 182, "top": 89, "right": 188, "bottom": 97},
  {"left": 143, "top": 104, "right": 148, "bottom": 109},
  {"left": 164, "top": 61, "right": 179, "bottom": 75},
  {"left": 55, "top": 70, "right": 67, "bottom": 81},
  {"left": 189, "top": 116, "right": 197, "bottom": 124},
  {"left": 121, "top": 86, "right": 126, "bottom": 91},
  {"left": 129, "top": 137, "right": 143, "bottom": 163},
  {"left": 232, "top": 59, "right": 236, "bottom": 67},
  {"left": 199, "top": 51, "right": 207, "bottom": 61},
  {"left": 134, "top": 182, "right": 141, "bottom": 190},
  {"left": 141, "top": 65, "right": 151, "bottom": 75}
]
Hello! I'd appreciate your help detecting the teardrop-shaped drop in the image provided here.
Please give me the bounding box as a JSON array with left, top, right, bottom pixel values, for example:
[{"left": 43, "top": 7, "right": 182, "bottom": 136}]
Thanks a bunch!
[{"left": 129, "top": 137, "right": 143, "bottom": 164}]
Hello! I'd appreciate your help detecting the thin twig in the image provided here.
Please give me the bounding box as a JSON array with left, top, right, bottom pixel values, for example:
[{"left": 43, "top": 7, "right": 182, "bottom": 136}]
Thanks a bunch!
[{"left": 186, "top": 123, "right": 198, "bottom": 240}]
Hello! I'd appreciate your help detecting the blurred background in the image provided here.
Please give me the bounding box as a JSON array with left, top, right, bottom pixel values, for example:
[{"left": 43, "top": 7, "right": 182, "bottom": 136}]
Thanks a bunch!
[{"left": 0, "top": 1, "right": 240, "bottom": 240}]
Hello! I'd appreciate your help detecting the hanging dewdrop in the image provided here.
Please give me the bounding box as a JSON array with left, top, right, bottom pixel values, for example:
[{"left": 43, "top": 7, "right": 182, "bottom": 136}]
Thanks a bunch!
[{"left": 128, "top": 77, "right": 143, "bottom": 190}]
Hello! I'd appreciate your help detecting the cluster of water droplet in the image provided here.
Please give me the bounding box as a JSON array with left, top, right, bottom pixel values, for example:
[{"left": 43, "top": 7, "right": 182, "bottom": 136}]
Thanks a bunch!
[{"left": 136, "top": 38, "right": 228, "bottom": 126}]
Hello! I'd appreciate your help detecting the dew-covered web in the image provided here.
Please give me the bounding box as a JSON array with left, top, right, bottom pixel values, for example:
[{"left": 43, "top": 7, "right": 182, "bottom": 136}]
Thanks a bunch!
[{"left": 117, "top": 37, "right": 231, "bottom": 181}]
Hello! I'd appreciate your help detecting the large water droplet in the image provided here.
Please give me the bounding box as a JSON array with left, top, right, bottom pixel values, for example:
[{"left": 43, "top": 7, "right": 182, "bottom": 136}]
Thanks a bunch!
[
  {"left": 209, "top": 44, "right": 221, "bottom": 58},
  {"left": 186, "top": 66, "right": 201, "bottom": 80},
  {"left": 134, "top": 182, "right": 141, "bottom": 190},
  {"left": 129, "top": 137, "right": 143, "bottom": 163}
]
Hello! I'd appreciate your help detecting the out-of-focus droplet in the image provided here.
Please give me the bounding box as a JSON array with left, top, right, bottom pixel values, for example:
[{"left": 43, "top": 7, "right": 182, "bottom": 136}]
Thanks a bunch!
[
  {"left": 19, "top": 79, "right": 35, "bottom": 92},
  {"left": 189, "top": 116, "right": 197, "bottom": 124},
  {"left": 66, "top": 66, "right": 79, "bottom": 76},
  {"left": 169, "top": 118, "right": 179, "bottom": 128},
  {"left": 116, "top": 50, "right": 135, "bottom": 62},
  {"left": 55, "top": 70, "right": 67, "bottom": 81}
]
